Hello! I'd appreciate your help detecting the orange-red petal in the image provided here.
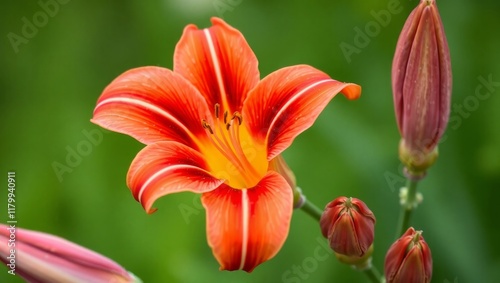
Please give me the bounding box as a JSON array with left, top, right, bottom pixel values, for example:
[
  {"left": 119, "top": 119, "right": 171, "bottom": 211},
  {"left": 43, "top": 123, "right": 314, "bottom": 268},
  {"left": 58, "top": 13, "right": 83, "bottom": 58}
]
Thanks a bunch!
[
  {"left": 92, "top": 67, "right": 212, "bottom": 148},
  {"left": 174, "top": 17, "right": 259, "bottom": 114},
  {"left": 243, "top": 65, "right": 361, "bottom": 160},
  {"left": 201, "top": 171, "right": 293, "bottom": 272},
  {"left": 127, "top": 141, "right": 224, "bottom": 213}
]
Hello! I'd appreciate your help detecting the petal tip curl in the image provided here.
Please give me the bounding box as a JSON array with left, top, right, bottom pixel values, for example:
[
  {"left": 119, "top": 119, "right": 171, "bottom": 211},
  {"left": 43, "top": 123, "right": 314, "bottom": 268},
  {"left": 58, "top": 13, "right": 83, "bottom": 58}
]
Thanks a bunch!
[
  {"left": 210, "top": 17, "right": 231, "bottom": 29},
  {"left": 340, "top": 83, "right": 362, "bottom": 100}
]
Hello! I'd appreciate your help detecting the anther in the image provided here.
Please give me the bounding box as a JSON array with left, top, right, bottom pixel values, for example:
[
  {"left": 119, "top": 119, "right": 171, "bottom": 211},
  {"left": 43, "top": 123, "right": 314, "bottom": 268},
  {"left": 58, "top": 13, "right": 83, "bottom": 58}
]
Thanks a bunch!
[
  {"left": 214, "top": 103, "right": 220, "bottom": 119},
  {"left": 232, "top": 112, "right": 242, "bottom": 125},
  {"left": 223, "top": 111, "right": 228, "bottom": 124},
  {"left": 201, "top": 119, "right": 214, "bottom": 134}
]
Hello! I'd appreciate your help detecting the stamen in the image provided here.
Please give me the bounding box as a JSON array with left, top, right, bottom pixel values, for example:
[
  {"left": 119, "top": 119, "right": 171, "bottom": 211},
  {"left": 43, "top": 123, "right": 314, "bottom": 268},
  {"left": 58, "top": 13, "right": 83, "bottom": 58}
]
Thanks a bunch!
[
  {"left": 210, "top": 132, "right": 253, "bottom": 185},
  {"left": 228, "top": 117, "right": 261, "bottom": 180},
  {"left": 201, "top": 119, "right": 213, "bottom": 134},
  {"left": 214, "top": 103, "right": 220, "bottom": 119},
  {"left": 232, "top": 111, "right": 242, "bottom": 125},
  {"left": 201, "top": 105, "right": 261, "bottom": 187}
]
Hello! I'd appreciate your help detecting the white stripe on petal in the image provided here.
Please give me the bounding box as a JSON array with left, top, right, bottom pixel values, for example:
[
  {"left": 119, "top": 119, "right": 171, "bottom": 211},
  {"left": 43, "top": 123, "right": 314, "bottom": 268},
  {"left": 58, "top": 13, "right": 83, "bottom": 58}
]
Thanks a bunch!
[
  {"left": 239, "top": 189, "right": 249, "bottom": 270},
  {"left": 268, "top": 79, "right": 332, "bottom": 137},
  {"left": 203, "top": 29, "right": 228, "bottom": 109},
  {"left": 95, "top": 97, "right": 196, "bottom": 141},
  {"left": 137, "top": 164, "right": 201, "bottom": 202}
]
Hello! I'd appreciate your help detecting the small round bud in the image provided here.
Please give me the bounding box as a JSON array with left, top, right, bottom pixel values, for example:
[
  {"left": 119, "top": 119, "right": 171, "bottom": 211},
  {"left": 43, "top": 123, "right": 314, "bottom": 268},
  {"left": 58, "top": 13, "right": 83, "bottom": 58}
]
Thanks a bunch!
[{"left": 320, "top": 197, "right": 376, "bottom": 263}]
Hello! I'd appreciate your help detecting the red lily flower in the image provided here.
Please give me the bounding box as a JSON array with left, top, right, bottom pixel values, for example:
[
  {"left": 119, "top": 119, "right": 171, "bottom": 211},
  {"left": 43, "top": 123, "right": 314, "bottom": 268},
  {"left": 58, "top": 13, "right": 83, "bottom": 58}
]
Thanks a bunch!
[{"left": 92, "top": 17, "right": 361, "bottom": 272}]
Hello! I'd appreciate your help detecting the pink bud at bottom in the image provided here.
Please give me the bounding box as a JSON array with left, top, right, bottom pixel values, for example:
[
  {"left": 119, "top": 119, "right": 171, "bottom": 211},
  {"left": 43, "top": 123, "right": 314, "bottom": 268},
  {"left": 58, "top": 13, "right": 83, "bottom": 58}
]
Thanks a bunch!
[{"left": 0, "top": 224, "right": 138, "bottom": 283}]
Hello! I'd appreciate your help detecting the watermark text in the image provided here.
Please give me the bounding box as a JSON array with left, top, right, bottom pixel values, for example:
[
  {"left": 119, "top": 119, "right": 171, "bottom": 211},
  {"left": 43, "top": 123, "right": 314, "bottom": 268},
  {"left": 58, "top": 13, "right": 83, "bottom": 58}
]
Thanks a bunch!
[{"left": 6, "top": 172, "right": 17, "bottom": 275}]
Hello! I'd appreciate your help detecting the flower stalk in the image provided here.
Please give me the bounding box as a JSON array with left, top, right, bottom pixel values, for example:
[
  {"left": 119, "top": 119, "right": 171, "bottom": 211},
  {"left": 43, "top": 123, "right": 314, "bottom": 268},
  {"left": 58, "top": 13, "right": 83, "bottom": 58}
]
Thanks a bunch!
[
  {"left": 364, "top": 264, "right": 383, "bottom": 283},
  {"left": 395, "top": 177, "right": 422, "bottom": 238},
  {"left": 299, "top": 196, "right": 323, "bottom": 221}
]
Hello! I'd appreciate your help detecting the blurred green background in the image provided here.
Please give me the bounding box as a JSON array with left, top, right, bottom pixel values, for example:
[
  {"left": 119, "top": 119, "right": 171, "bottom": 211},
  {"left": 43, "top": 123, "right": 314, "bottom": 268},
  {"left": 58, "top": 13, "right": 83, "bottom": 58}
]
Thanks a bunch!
[{"left": 1, "top": 0, "right": 499, "bottom": 282}]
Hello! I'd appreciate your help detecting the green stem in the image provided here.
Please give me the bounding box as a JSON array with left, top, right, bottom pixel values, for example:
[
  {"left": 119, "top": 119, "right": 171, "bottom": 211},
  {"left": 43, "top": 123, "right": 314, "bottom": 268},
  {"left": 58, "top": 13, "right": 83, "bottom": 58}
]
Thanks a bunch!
[
  {"left": 363, "top": 265, "right": 383, "bottom": 283},
  {"left": 395, "top": 177, "right": 420, "bottom": 238},
  {"left": 300, "top": 198, "right": 323, "bottom": 221}
]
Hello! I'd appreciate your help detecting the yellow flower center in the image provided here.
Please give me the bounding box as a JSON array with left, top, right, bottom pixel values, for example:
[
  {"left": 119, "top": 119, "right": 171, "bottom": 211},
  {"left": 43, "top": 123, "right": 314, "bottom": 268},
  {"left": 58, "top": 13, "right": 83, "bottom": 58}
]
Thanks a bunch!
[{"left": 201, "top": 103, "right": 267, "bottom": 189}]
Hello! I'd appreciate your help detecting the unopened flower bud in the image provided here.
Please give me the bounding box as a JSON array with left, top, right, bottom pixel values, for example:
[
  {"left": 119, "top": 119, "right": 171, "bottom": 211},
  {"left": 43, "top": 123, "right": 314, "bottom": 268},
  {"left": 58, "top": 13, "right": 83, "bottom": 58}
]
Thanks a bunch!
[
  {"left": 0, "top": 224, "right": 140, "bottom": 283},
  {"left": 392, "top": 0, "right": 452, "bottom": 175},
  {"left": 320, "top": 197, "right": 376, "bottom": 267},
  {"left": 385, "top": 227, "right": 432, "bottom": 283}
]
